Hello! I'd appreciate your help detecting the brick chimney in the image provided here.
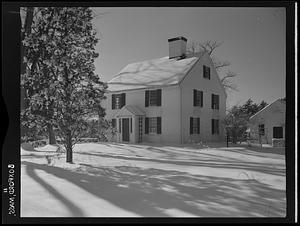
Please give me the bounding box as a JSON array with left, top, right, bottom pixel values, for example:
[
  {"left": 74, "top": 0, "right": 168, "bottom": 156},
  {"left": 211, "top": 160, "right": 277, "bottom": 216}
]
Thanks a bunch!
[{"left": 168, "top": 36, "right": 187, "bottom": 59}]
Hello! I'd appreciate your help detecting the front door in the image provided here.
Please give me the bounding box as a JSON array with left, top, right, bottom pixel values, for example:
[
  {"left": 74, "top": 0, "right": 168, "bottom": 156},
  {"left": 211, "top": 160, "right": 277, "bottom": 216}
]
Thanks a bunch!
[{"left": 122, "top": 118, "right": 130, "bottom": 142}]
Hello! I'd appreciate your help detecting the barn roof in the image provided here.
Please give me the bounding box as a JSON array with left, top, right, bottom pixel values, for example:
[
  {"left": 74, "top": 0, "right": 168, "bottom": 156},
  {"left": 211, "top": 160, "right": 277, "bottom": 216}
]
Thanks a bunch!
[{"left": 249, "top": 98, "right": 286, "bottom": 120}]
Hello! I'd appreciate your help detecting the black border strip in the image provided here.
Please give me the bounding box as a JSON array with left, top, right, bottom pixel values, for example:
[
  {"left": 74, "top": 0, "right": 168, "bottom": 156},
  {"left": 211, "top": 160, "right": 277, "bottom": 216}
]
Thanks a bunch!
[{"left": 1, "top": 1, "right": 296, "bottom": 224}]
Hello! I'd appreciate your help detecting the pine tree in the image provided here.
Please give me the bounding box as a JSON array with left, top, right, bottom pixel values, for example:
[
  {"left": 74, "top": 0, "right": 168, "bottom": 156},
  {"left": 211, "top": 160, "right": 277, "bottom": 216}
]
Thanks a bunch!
[{"left": 21, "top": 7, "right": 107, "bottom": 162}]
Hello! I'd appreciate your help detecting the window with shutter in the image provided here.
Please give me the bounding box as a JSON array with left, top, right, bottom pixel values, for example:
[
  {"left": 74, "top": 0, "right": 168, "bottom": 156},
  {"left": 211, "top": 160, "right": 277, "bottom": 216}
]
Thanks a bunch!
[
  {"left": 212, "top": 94, "right": 219, "bottom": 109},
  {"left": 113, "top": 93, "right": 126, "bottom": 109},
  {"left": 190, "top": 117, "right": 200, "bottom": 134},
  {"left": 203, "top": 65, "right": 210, "bottom": 79},
  {"left": 194, "top": 90, "right": 203, "bottom": 107},
  {"left": 145, "top": 89, "right": 162, "bottom": 107},
  {"left": 149, "top": 117, "right": 157, "bottom": 133}
]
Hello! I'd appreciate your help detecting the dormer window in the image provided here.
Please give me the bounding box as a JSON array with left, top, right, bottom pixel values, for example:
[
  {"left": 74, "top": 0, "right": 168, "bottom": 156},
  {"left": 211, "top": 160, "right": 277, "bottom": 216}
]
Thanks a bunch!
[
  {"left": 203, "top": 65, "right": 210, "bottom": 79},
  {"left": 145, "top": 89, "right": 162, "bottom": 107}
]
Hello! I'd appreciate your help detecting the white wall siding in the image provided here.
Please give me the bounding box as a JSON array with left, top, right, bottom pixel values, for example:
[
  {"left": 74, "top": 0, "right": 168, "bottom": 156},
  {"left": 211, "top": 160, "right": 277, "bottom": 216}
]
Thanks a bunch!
[
  {"left": 103, "top": 85, "right": 181, "bottom": 144},
  {"left": 249, "top": 100, "right": 285, "bottom": 144},
  {"left": 180, "top": 53, "right": 226, "bottom": 143}
]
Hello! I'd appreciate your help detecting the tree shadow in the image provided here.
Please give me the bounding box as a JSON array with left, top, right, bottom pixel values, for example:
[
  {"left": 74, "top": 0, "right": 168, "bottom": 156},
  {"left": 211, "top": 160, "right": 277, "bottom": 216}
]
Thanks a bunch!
[
  {"left": 75, "top": 151, "right": 285, "bottom": 177},
  {"left": 24, "top": 162, "right": 85, "bottom": 216},
  {"left": 21, "top": 161, "right": 285, "bottom": 217}
]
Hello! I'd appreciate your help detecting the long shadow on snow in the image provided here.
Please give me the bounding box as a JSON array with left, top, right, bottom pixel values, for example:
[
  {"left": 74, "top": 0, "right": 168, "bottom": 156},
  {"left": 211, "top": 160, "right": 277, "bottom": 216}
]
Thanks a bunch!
[
  {"left": 75, "top": 151, "right": 285, "bottom": 177},
  {"left": 24, "top": 162, "right": 85, "bottom": 216},
  {"left": 22, "top": 161, "right": 285, "bottom": 217}
]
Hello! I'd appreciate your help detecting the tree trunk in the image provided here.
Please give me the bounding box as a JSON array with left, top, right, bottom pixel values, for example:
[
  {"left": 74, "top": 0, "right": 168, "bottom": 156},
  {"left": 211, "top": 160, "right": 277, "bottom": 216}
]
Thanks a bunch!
[
  {"left": 47, "top": 123, "right": 56, "bottom": 144},
  {"left": 232, "top": 130, "right": 237, "bottom": 144},
  {"left": 66, "top": 130, "right": 73, "bottom": 163}
]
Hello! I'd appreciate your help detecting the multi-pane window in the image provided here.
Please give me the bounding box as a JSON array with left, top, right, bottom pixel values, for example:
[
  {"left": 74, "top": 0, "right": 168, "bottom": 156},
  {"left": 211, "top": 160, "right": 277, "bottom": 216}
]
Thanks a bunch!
[
  {"left": 112, "top": 93, "right": 126, "bottom": 109},
  {"left": 258, "top": 124, "right": 265, "bottom": 136},
  {"left": 203, "top": 65, "right": 210, "bottom": 79},
  {"left": 211, "top": 94, "right": 219, "bottom": 109},
  {"left": 149, "top": 117, "right": 157, "bottom": 133},
  {"left": 212, "top": 119, "right": 219, "bottom": 135},
  {"left": 190, "top": 117, "right": 200, "bottom": 134},
  {"left": 193, "top": 89, "right": 203, "bottom": 107},
  {"left": 145, "top": 89, "right": 162, "bottom": 107},
  {"left": 145, "top": 117, "right": 161, "bottom": 134}
]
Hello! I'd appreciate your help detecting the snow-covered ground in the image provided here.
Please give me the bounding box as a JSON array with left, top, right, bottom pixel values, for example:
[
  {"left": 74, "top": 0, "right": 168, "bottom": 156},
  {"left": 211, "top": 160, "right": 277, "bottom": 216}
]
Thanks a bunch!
[{"left": 21, "top": 142, "right": 286, "bottom": 217}]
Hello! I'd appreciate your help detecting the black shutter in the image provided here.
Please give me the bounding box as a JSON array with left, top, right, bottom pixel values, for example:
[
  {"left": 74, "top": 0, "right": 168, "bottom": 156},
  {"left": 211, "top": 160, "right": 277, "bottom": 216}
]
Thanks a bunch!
[
  {"left": 157, "top": 117, "right": 161, "bottom": 134},
  {"left": 200, "top": 91, "right": 203, "bottom": 107},
  {"left": 197, "top": 118, "right": 200, "bottom": 134},
  {"left": 211, "top": 94, "right": 214, "bottom": 109},
  {"left": 112, "top": 94, "right": 116, "bottom": 109},
  {"left": 145, "top": 90, "right": 149, "bottom": 107},
  {"left": 130, "top": 118, "right": 132, "bottom": 133},
  {"left": 190, "top": 117, "right": 193, "bottom": 135},
  {"left": 157, "top": 89, "right": 161, "bottom": 106},
  {"left": 217, "top": 95, "right": 219, "bottom": 109},
  {"left": 216, "top": 120, "right": 219, "bottom": 134},
  {"left": 193, "top": 89, "right": 197, "bottom": 106},
  {"left": 145, "top": 117, "right": 149, "bottom": 134},
  {"left": 203, "top": 65, "right": 205, "bottom": 78},
  {"left": 208, "top": 67, "right": 211, "bottom": 79},
  {"left": 119, "top": 118, "right": 121, "bottom": 133},
  {"left": 212, "top": 119, "right": 214, "bottom": 135},
  {"left": 121, "top": 93, "right": 126, "bottom": 108}
]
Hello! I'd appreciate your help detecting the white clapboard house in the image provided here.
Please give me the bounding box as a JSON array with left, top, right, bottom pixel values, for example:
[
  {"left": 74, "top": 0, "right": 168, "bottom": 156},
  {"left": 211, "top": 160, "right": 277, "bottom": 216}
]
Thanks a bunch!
[
  {"left": 248, "top": 98, "right": 286, "bottom": 146},
  {"left": 102, "top": 36, "right": 227, "bottom": 144}
]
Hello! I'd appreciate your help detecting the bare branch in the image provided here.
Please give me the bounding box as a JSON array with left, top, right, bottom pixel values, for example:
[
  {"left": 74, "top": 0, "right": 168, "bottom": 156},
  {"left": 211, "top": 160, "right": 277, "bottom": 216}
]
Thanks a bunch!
[
  {"left": 212, "top": 57, "right": 231, "bottom": 70},
  {"left": 220, "top": 70, "right": 239, "bottom": 92}
]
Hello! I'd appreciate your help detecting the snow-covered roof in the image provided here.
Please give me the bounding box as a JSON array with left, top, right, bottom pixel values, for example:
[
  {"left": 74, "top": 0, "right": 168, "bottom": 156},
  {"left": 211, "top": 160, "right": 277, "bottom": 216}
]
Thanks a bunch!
[
  {"left": 107, "top": 56, "right": 200, "bottom": 92},
  {"left": 249, "top": 98, "right": 286, "bottom": 120}
]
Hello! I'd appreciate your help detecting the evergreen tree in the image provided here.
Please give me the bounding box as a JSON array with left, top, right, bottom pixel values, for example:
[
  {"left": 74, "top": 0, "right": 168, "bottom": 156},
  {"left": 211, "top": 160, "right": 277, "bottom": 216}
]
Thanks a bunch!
[{"left": 21, "top": 7, "right": 107, "bottom": 163}]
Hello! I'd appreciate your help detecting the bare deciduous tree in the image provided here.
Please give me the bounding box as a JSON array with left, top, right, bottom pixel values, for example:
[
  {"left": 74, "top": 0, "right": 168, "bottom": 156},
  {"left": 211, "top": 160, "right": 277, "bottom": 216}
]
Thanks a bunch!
[{"left": 187, "top": 40, "right": 238, "bottom": 93}]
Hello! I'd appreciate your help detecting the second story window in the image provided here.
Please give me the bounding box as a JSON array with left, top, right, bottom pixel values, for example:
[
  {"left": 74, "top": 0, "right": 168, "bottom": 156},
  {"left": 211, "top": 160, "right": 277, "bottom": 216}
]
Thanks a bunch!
[
  {"left": 211, "top": 94, "right": 219, "bottom": 110},
  {"left": 145, "top": 89, "right": 162, "bottom": 107},
  {"left": 203, "top": 65, "right": 210, "bottom": 79},
  {"left": 112, "top": 93, "right": 126, "bottom": 109},
  {"left": 193, "top": 89, "right": 203, "bottom": 107}
]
